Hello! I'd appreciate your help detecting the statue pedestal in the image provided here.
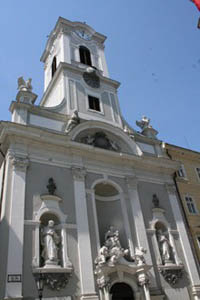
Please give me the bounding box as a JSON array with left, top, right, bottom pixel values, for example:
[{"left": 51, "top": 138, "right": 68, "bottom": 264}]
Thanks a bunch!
[{"left": 33, "top": 266, "right": 73, "bottom": 290}]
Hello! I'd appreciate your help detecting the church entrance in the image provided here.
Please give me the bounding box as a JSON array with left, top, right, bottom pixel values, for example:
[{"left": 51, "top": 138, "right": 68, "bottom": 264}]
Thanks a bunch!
[{"left": 110, "top": 283, "right": 134, "bottom": 300}]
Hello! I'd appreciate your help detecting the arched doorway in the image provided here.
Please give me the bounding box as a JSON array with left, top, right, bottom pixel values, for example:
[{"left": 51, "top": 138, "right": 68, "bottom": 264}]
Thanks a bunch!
[{"left": 110, "top": 283, "right": 134, "bottom": 300}]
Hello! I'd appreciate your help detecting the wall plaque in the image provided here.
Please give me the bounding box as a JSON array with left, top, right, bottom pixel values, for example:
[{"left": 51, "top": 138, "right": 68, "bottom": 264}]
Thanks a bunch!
[{"left": 7, "top": 274, "right": 22, "bottom": 282}]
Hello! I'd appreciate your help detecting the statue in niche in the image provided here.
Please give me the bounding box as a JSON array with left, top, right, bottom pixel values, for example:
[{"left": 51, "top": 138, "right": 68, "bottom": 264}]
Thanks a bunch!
[
  {"left": 157, "top": 229, "right": 173, "bottom": 265},
  {"left": 95, "top": 226, "right": 129, "bottom": 268},
  {"left": 65, "top": 110, "right": 80, "bottom": 133},
  {"left": 41, "top": 220, "right": 60, "bottom": 266}
]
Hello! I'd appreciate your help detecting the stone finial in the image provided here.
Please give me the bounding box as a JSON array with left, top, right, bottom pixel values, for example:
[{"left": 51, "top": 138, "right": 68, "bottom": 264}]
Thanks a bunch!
[
  {"left": 16, "top": 76, "right": 37, "bottom": 104},
  {"left": 136, "top": 116, "right": 158, "bottom": 139}
]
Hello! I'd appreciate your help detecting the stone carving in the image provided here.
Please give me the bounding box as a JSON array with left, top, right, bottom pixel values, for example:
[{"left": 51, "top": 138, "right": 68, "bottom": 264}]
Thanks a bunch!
[
  {"left": 11, "top": 155, "right": 29, "bottom": 171},
  {"left": 81, "top": 132, "right": 120, "bottom": 152},
  {"left": 65, "top": 110, "right": 80, "bottom": 133},
  {"left": 136, "top": 116, "right": 158, "bottom": 139},
  {"left": 159, "top": 268, "right": 183, "bottom": 285},
  {"left": 135, "top": 247, "right": 147, "bottom": 266},
  {"left": 95, "top": 226, "right": 129, "bottom": 268},
  {"left": 152, "top": 194, "right": 160, "bottom": 208},
  {"left": 18, "top": 76, "right": 33, "bottom": 92},
  {"left": 41, "top": 220, "right": 60, "bottom": 267},
  {"left": 157, "top": 230, "right": 173, "bottom": 265},
  {"left": 47, "top": 178, "right": 57, "bottom": 195},
  {"left": 136, "top": 116, "right": 151, "bottom": 130},
  {"left": 44, "top": 273, "right": 69, "bottom": 290}
]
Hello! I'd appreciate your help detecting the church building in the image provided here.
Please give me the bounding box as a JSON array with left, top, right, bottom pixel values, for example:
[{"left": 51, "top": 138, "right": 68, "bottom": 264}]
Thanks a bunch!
[{"left": 0, "top": 17, "right": 200, "bottom": 300}]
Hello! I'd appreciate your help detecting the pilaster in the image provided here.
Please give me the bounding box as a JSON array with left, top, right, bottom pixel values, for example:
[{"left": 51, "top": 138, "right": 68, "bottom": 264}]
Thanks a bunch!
[
  {"left": 126, "top": 176, "right": 156, "bottom": 288},
  {"left": 5, "top": 153, "right": 29, "bottom": 299},
  {"left": 72, "top": 166, "right": 98, "bottom": 300},
  {"left": 166, "top": 184, "right": 200, "bottom": 299}
]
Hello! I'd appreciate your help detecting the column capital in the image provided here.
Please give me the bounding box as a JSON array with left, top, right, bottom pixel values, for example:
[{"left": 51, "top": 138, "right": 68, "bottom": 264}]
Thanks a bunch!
[
  {"left": 165, "top": 183, "right": 176, "bottom": 195},
  {"left": 71, "top": 166, "right": 86, "bottom": 181},
  {"left": 126, "top": 176, "right": 138, "bottom": 189},
  {"left": 10, "top": 154, "right": 29, "bottom": 171}
]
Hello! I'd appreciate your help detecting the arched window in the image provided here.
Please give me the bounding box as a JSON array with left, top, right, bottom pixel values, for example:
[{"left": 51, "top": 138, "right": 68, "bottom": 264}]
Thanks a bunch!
[
  {"left": 110, "top": 283, "right": 134, "bottom": 300},
  {"left": 79, "top": 46, "right": 92, "bottom": 66},
  {"left": 51, "top": 56, "right": 57, "bottom": 78}
]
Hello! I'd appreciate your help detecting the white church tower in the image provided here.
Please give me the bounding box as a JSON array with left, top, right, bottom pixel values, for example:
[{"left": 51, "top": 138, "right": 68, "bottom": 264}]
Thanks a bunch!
[{"left": 0, "top": 17, "right": 200, "bottom": 300}]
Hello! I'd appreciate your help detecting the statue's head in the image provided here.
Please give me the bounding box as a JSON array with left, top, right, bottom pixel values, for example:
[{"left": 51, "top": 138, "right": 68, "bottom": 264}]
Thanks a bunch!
[{"left": 48, "top": 220, "right": 54, "bottom": 227}]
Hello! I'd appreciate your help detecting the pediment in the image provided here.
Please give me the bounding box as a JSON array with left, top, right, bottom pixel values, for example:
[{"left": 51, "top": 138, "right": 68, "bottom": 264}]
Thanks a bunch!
[{"left": 70, "top": 121, "right": 143, "bottom": 156}]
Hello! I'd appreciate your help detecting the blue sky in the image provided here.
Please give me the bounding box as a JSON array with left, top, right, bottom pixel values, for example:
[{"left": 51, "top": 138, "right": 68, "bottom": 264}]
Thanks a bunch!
[{"left": 0, "top": 0, "right": 200, "bottom": 150}]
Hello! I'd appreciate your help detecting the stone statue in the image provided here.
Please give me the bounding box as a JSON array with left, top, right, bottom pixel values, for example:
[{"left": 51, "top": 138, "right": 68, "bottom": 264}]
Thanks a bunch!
[
  {"left": 65, "top": 110, "right": 80, "bottom": 133},
  {"left": 135, "top": 246, "right": 147, "bottom": 266},
  {"left": 152, "top": 194, "right": 160, "bottom": 208},
  {"left": 41, "top": 220, "right": 60, "bottom": 266},
  {"left": 157, "top": 230, "right": 172, "bottom": 264},
  {"left": 94, "top": 245, "right": 109, "bottom": 266},
  {"left": 17, "top": 76, "right": 33, "bottom": 92},
  {"left": 136, "top": 116, "right": 151, "bottom": 130},
  {"left": 95, "top": 226, "right": 129, "bottom": 268}
]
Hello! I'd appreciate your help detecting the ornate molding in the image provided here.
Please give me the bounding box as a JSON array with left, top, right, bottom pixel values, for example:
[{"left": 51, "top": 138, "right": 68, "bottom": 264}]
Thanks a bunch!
[
  {"left": 71, "top": 166, "right": 86, "bottom": 181},
  {"left": 126, "top": 176, "right": 138, "bottom": 189},
  {"left": 33, "top": 268, "right": 72, "bottom": 291},
  {"left": 137, "top": 272, "right": 149, "bottom": 287},
  {"left": 10, "top": 155, "right": 29, "bottom": 171},
  {"left": 165, "top": 184, "right": 176, "bottom": 195},
  {"left": 158, "top": 265, "right": 183, "bottom": 285}
]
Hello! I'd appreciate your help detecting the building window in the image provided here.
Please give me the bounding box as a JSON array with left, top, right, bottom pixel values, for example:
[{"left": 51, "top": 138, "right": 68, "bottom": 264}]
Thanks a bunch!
[
  {"left": 177, "top": 165, "right": 186, "bottom": 178},
  {"left": 88, "top": 95, "right": 100, "bottom": 112},
  {"left": 51, "top": 56, "right": 57, "bottom": 78},
  {"left": 79, "top": 46, "right": 92, "bottom": 66},
  {"left": 185, "top": 196, "right": 198, "bottom": 214},
  {"left": 196, "top": 167, "right": 200, "bottom": 180}
]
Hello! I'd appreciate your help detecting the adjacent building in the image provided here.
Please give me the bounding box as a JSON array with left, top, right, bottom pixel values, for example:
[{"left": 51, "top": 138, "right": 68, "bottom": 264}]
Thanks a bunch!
[
  {"left": 166, "top": 143, "right": 200, "bottom": 264},
  {"left": 0, "top": 17, "right": 200, "bottom": 300}
]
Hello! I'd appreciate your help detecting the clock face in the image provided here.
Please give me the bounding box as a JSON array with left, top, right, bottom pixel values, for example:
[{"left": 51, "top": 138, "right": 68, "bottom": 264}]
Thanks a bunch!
[
  {"left": 83, "top": 72, "right": 100, "bottom": 88},
  {"left": 75, "top": 30, "right": 92, "bottom": 41}
]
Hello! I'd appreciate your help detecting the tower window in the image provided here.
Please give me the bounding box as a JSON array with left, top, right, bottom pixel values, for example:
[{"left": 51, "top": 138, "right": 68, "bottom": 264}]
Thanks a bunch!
[
  {"left": 88, "top": 95, "right": 100, "bottom": 112},
  {"left": 79, "top": 46, "right": 92, "bottom": 66},
  {"left": 51, "top": 56, "right": 57, "bottom": 78}
]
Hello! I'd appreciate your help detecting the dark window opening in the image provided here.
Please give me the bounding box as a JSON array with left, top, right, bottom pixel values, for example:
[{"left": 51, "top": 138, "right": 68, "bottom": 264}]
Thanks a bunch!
[
  {"left": 79, "top": 46, "right": 92, "bottom": 66},
  {"left": 51, "top": 56, "right": 57, "bottom": 78},
  {"left": 88, "top": 95, "right": 100, "bottom": 112},
  {"left": 110, "top": 283, "right": 134, "bottom": 300}
]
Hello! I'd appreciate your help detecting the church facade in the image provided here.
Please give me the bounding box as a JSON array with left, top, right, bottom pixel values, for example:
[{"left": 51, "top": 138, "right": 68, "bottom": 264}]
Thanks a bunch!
[{"left": 0, "top": 17, "right": 200, "bottom": 300}]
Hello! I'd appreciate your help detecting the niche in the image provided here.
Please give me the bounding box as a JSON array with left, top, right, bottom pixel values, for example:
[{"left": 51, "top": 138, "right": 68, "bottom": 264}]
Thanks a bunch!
[{"left": 95, "top": 182, "right": 128, "bottom": 249}]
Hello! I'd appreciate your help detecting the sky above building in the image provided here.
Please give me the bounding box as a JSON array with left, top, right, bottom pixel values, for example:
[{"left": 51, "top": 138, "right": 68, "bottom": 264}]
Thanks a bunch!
[{"left": 0, "top": 0, "right": 200, "bottom": 151}]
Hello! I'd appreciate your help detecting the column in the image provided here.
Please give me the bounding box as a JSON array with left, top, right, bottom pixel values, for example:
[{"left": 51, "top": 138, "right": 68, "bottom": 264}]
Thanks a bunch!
[
  {"left": 72, "top": 167, "right": 98, "bottom": 300},
  {"left": 166, "top": 184, "right": 200, "bottom": 300},
  {"left": 61, "top": 224, "right": 73, "bottom": 268},
  {"left": 5, "top": 154, "right": 29, "bottom": 299},
  {"left": 126, "top": 176, "right": 157, "bottom": 288}
]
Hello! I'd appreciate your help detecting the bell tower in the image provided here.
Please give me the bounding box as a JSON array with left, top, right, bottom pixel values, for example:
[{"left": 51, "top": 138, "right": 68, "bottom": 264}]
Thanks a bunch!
[{"left": 40, "top": 17, "right": 123, "bottom": 128}]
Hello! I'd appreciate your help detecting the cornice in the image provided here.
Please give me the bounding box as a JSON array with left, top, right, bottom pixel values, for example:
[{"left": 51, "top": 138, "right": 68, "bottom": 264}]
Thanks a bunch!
[
  {"left": 9, "top": 101, "right": 69, "bottom": 122},
  {"left": 0, "top": 122, "right": 179, "bottom": 176},
  {"left": 39, "top": 62, "right": 120, "bottom": 106}
]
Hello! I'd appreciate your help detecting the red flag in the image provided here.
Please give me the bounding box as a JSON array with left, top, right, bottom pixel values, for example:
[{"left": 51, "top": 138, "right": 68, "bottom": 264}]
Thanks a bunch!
[{"left": 193, "top": 0, "right": 200, "bottom": 11}]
